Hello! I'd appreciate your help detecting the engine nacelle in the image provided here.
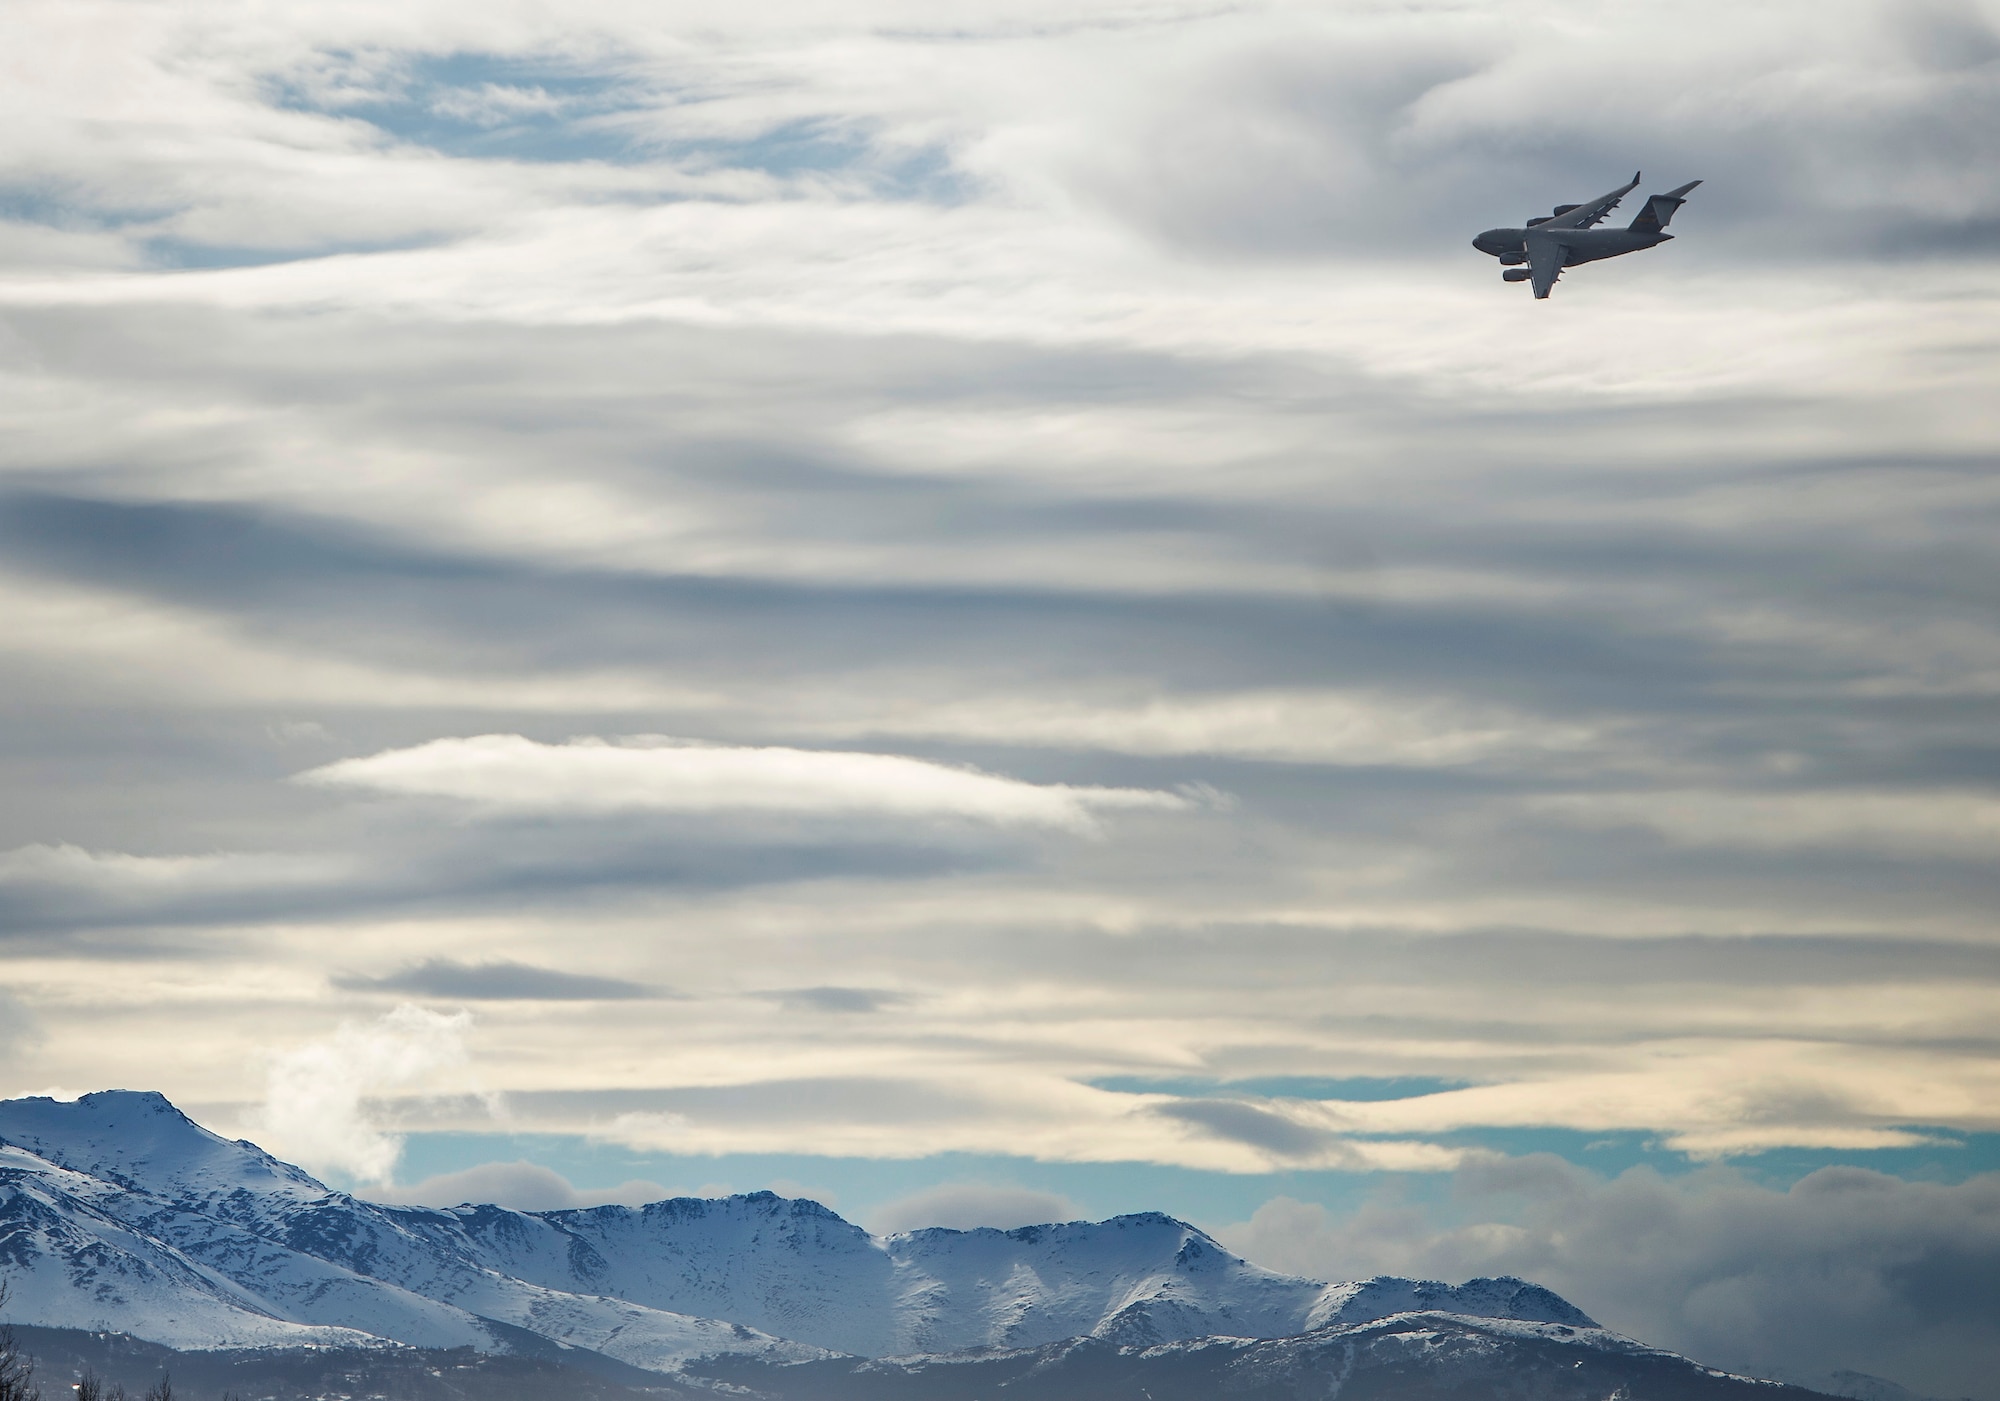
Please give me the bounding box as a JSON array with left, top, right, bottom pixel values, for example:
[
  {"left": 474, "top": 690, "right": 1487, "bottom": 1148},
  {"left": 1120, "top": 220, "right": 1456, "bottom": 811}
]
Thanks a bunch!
[
  {"left": 1502, "top": 268, "right": 1533, "bottom": 282},
  {"left": 1551, "top": 203, "right": 1580, "bottom": 216},
  {"left": 1499, "top": 252, "right": 1527, "bottom": 266}
]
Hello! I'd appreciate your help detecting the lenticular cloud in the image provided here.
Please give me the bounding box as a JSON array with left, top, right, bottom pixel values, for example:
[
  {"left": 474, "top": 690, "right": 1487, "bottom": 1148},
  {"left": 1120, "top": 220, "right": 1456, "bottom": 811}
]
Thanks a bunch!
[{"left": 298, "top": 734, "right": 1187, "bottom": 833}]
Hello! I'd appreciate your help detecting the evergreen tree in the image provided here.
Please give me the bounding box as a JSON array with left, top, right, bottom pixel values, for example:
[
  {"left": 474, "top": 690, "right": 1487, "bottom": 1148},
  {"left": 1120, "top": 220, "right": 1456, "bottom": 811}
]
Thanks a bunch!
[{"left": 0, "top": 1284, "right": 41, "bottom": 1401}]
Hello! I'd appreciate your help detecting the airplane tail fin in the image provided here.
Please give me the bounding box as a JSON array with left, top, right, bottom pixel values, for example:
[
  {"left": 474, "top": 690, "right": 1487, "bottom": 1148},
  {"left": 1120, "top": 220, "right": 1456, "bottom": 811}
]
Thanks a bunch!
[{"left": 1629, "top": 180, "right": 1702, "bottom": 233}]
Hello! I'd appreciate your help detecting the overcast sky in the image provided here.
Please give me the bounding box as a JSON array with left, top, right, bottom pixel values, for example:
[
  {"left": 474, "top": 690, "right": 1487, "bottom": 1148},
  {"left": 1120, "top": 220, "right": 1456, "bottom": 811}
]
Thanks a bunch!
[{"left": 3, "top": 1, "right": 1999, "bottom": 1396}]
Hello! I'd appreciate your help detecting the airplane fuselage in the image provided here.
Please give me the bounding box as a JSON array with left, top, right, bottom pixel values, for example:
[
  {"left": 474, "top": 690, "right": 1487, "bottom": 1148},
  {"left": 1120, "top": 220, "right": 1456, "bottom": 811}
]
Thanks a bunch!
[
  {"left": 1473, "top": 175, "right": 1699, "bottom": 297},
  {"left": 1473, "top": 226, "right": 1672, "bottom": 266}
]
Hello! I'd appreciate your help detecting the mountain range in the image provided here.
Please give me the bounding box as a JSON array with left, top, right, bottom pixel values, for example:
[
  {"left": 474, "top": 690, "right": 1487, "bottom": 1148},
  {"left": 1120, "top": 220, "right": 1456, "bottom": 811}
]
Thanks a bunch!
[{"left": 0, "top": 1090, "right": 1849, "bottom": 1400}]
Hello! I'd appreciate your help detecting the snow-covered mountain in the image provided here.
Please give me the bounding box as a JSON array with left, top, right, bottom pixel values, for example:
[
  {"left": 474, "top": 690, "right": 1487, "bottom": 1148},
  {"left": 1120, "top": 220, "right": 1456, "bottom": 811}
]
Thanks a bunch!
[
  {"left": 695, "top": 1309, "right": 1841, "bottom": 1401},
  {"left": 3, "top": 1086, "right": 1780, "bottom": 1401}
]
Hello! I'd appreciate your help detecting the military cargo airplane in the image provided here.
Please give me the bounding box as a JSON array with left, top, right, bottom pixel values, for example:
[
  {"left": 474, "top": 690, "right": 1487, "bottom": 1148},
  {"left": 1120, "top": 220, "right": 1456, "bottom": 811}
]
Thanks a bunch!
[{"left": 1473, "top": 173, "right": 1701, "bottom": 298}]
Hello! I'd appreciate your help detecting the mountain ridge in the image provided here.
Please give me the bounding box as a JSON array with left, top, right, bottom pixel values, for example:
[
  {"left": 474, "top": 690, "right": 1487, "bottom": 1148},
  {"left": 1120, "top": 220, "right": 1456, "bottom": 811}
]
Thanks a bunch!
[
  {"left": 0, "top": 1089, "right": 1846, "bottom": 1401},
  {"left": 1, "top": 1089, "right": 1589, "bottom": 1364}
]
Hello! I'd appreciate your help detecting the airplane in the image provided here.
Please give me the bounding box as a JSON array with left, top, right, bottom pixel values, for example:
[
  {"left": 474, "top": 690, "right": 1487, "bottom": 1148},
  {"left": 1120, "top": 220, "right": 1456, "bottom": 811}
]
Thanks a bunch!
[{"left": 1472, "top": 172, "right": 1701, "bottom": 298}]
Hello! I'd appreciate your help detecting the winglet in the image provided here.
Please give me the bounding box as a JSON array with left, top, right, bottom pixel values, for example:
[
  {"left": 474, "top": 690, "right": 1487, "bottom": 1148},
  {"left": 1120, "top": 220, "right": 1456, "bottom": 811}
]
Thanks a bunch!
[{"left": 1628, "top": 179, "right": 1702, "bottom": 234}]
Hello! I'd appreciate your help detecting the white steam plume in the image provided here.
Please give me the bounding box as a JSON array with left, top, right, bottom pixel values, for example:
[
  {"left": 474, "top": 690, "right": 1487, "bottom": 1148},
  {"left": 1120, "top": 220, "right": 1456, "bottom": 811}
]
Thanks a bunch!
[{"left": 256, "top": 1003, "right": 477, "bottom": 1185}]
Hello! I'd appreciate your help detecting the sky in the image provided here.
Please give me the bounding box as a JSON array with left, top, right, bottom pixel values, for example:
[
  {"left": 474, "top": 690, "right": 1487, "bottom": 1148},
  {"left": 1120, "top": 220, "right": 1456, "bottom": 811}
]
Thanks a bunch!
[{"left": 1, "top": 0, "right": 1999, "bottom": 1395}]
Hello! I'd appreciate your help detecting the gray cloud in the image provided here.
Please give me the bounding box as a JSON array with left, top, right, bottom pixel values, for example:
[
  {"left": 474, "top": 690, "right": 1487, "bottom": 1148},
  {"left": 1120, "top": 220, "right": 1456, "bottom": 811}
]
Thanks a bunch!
[
  {"left": 0, "top": 989, "right": 40, "bottom": 1056},
  {"left": 362, "top": 1159, "right": 669, "bottom": 1211},
  {"left": 1, "top": 0, "right": 1997, "bottom": 1360},
  {"left": 758, "top": 986, "right": 908, "bottom": 1014},
  {"left": 1220, "top": 1160, "right": 2000, "bottom": 1401},
  {"left": 1152, "top": 1099, "right": 1337, "bottom": 1160},
  {"left": 332, "top": 958, "right": 661, "bottom": 1001},
  {"left": 1077, "top": 3, "right": 2000, "bottom": 261},
  {"left": 870, "top": 1183, "right": 1081, "bottom": 1235}
]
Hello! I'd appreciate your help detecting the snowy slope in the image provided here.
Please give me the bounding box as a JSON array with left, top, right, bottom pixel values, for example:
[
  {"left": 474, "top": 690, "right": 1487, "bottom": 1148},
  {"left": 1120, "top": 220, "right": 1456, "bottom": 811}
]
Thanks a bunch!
[
  {"left": 446, "top": 1200, "right": 1327, "bottom": 1355},
  {"left": 443, "top": 1194, "right": 905, "bottom": 1355},
  {"left": 1305, "top": 1273, "right": 1597, "bottom": 1329},
  {"left": 0, "top": 1090, "right": 1604, "bottom": 1377},
  {"left": 0, "top": 1094, "right": 829, "bottom": 1371},
  {"left": 694, "top": 1310, "right": 1832, "bottom": 1401},
  {"left": 882, "top": 1214, "right": 1329, "bottom": 1353},
  {"left": 0, "top": 1143, "right": 378, "bottom": 1350}
]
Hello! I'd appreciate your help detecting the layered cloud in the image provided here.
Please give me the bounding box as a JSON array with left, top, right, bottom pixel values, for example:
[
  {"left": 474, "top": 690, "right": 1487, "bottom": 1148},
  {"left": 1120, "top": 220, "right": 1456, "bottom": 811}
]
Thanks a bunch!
[
  {"left": 298, "top": 734, "right": 1190, "bottom": 833},
  {"left": 870, "top": 1183, "right": 1082, "bottom": 1235},
  {"left": 364, "top": 1159, "right": 669, "bottom": 1211},
  {"left": 332, "top": 958, "right": 661, "bottom": 1001},
  {"left": 1221, "top": 1161, "right": 2000, "bottom": 1401},
  {"left": 1, "top": 2, "right": 1997, "bottom": 1395}
]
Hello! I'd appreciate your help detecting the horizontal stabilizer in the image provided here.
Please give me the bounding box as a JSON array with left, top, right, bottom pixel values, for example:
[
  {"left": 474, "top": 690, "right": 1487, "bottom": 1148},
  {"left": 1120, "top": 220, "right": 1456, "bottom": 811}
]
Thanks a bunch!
[{"left": 1630, "top": 179, "right": 1702, "bottom": 233}]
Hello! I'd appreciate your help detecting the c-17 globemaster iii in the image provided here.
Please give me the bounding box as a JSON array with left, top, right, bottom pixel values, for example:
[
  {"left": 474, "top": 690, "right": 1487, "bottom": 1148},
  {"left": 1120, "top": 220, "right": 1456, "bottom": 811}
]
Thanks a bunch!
[{"left": 1473, "top": 172, "right": 1701, "bottom": 298}]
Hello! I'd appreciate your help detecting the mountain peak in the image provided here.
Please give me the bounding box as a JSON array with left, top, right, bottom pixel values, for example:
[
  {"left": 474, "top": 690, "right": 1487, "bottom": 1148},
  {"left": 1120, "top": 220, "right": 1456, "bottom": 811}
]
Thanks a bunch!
[
  {"left": 1307, "top": 1273, "right": 1598, "bottom": 1330},
  {"left": 2, "top": 1088, "right": 1601, "bottom": 1377},
  {"left": 0, "top": 1088, "right": 328, "bottom": 1204}
]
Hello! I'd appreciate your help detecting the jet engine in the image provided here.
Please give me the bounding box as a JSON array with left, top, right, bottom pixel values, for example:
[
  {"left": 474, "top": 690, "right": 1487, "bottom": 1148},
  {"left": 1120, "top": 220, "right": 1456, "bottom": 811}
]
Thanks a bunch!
[
  {"left": 1502, "top": 268, "right": 1533, "bottom": 282},
  {"left": 1499, "top": 252, "right": 1527, "bottom": 266}
]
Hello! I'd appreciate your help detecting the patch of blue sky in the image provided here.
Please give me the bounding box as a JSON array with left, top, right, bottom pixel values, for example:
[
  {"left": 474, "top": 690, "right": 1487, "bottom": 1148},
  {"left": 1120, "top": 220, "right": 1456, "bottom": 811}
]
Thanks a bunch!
[
  {"left": 388, "top": 1134, "right": 1393, "bottom": 1232},
  {"left": 1086, "top": 1075, "right": 1472, "bottom": 1102},
  {"left": 270, "top": 51, "right": 653, "bottom": 166},
  {"left": 1365, "top": 1126, "right": 2000, "bottom": 1187},
  {"left": 0, "top": 185, "right": 167, "bottom": 232},
  {"left": 137, "top": 234, "right": 443, "bottom": 271},
  {"left": 0, "top": 185, "right": 420, "bottom": 269},
  {"left": 388, "top": 1130, "right": 2000, "bottom": 1240},
  {"left": 268, "top": 50, "right": 967, "bottom": 200},
  {"left": 674, "top": 121, "right": 970, "bottom": 202}
]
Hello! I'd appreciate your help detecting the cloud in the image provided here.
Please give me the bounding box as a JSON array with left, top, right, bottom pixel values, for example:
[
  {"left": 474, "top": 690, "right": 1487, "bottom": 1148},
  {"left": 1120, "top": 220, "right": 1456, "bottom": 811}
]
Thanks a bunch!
[
  {"left": 1071, "top": 1, "right": 2000, "bottom": 260},
  {"left": 1152, "top": 1097, "right": 1338, "bottom": 1159},
  {"left": 1219, "top": 1160, "right": 2000, "bottom": 1401},
  {"left": 0, "top": 990, "right": 41, "bottom": 1057},
  {"left": 333, "top": 958, "right": 660, "bottom": 1001},
  {"left": 298, "top": 734, "right": 1188, "bottom": 833},
  {"left": 871, "top": 1182, "right": 1080, "bottom": 1235},
  {"left": 1528, "top": 789, "right": 2000, "bottom": 858},
  {"left": 253, "top": 1004, "right": 485, "bottom": 1185},
  {"left": 0, "top": 843, "right": 338, "bottom": 896},
  {"left": 1148, "top": 1097, "right": 1468, "bottom": 1172},
  {"left": 0, "top": 841, "right": 362, "bottom": 935},
  {"left": 784, "top": 688, "right": 1604, "bottom": 770},
  {"left": 363, "top": 1159, "right": 667, "bottom": 1212},
  {"left": 1, "top": 3, "right": 1999, "bottom": 1362},
  {"left": 756, "top": 986, "right": 907, "bottom": 1013}
]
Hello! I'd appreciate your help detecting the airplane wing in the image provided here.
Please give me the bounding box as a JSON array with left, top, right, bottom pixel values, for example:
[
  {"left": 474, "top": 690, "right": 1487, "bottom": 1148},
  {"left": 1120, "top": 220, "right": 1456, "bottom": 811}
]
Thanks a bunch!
[
  {"left": 1525, "top": 231, "right": 1566, "bottom": 299},
  {"left": 1539, "top": 171, "right": 1641, "bottom": 230}
]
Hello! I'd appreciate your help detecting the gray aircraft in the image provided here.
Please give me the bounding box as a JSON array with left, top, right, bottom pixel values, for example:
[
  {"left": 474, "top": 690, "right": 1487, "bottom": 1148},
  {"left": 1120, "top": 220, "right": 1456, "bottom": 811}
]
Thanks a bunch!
[{"left": 1473, "top": 173, "right": 1701, "bottom": 298}]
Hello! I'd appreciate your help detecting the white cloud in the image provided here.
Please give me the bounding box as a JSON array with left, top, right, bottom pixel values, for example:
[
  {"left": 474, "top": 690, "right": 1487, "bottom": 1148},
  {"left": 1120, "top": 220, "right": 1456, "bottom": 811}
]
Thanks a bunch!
[
  {"left": 1528, "top": 789, "right": 2000, "bottom": 857},
  {"left": 870, "top": 1182, "right": 1080, "bottom": 1234},
  {"left": 254, "top": 1004, "right": 485, "bottom": 1185},
  {"left": 0, "top": 843, "right": 338, "bottom": 894},
  {"left": 297, "top": 734, "right": 1189, "bottom": 833},
  {"left": 786, "top": 689, "right": 1604, "bottom": 769},
  {"left": 364, "top": 1159, "right": 667, "bottom": 1211},
  {"left": 1218, "top": 1161, "right": 2000, "bottom": 1401}
]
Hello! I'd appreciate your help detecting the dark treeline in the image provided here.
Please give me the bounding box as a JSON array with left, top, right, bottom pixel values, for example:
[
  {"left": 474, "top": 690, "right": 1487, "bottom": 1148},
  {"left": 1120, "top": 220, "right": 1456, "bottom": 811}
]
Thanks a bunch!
[
  {"left": 0, "top": 1290, "right": 229, "bottom": 1401},
  {"left": 0, "top": 1282, "right": 681, "bottom": 1401}
]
